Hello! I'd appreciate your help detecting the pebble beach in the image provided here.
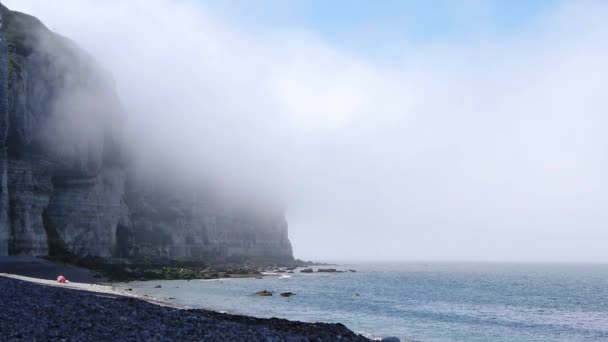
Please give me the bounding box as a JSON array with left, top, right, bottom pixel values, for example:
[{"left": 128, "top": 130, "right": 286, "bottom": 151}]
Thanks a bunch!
[{"left": 0, "top": 257, "right": 370, "bottom": 341}]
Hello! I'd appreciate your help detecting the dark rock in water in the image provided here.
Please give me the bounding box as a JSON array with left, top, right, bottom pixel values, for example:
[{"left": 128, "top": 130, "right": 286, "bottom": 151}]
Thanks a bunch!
[
  {"left": 154, "top": 285, "right": 161, "bottom": 288},
  {"left": 349, "top": 269, "right": 357, "bottom": 272},
  {"left": 280, "top": 292, "right": 296, "bottom": 297},
  {"left": 381, "top": 337, "right": 401, "bottom": 342},
  {"left": 300, "top": 268, "right": 314, "bottom": 273},
  {"left": 125, "top": 288, "right": 132, "bottom": 291},
  {"left": 318, "top": 268, "right": 337, "bottom": 273},
  {"left": 255, "top": 290, "right": 273, "bottom": 296}
]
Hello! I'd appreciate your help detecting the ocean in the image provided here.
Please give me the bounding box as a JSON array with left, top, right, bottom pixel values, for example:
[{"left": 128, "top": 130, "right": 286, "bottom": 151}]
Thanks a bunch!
[{"left": 119, "top": 263, "right": 608, "bottom": 341}]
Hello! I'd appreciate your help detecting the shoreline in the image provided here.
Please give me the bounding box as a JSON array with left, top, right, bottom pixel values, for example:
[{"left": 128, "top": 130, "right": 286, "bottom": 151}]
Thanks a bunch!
[
  {"left": 39, "top": 254, "right": 330, "bottom": 282},
  {"left": 0, "top": 265, "right": 373, "bottom": 341}
]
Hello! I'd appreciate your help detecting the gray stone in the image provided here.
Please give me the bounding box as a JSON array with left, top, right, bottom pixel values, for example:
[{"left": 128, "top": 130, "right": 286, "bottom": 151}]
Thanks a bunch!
[{"left": 381, "top": 337, "right": 401, "bottom": 342}]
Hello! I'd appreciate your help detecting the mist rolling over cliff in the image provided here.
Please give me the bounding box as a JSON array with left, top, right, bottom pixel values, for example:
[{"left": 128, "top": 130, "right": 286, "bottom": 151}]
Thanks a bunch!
[
  {"left": 4, "top": 3, "right": 608, "bottom": 342},
  {"left": 0, "top": 3, "right": 292, "bottom": 261},
  {"left": 2, "top": 0, "right": 608, "bottom": 263}
]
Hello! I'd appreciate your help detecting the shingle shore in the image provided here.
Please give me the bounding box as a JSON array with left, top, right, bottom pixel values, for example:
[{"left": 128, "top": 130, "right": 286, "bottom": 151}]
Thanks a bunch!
[{"left": 0, "top": 276, "right": 371, "bottom": 341}]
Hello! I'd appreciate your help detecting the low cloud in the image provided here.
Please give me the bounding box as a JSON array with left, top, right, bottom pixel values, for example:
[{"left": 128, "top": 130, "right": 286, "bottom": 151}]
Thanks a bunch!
[{"left": 6, "top": 0, "right": 608, "bottom": 262}]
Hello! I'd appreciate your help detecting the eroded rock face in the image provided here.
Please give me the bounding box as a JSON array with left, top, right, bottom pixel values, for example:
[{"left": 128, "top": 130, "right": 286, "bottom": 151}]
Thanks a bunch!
[
  {"left": 0, "top": 6, "right": 293, "bottom": 262},
  {"left": 0, "top": 11, "right": 8, "bottom": 256},
  {"left": 126, "top": 181, "right": 293, "bottom": 261},
  {"left": 0, "top": 6, "right": 127, "bottom": 257}
]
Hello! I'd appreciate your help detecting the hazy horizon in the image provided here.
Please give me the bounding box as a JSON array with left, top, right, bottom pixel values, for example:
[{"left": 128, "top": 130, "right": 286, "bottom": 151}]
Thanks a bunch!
[{"left": 5, "top": 0, "right": 608, "bottom": 263}]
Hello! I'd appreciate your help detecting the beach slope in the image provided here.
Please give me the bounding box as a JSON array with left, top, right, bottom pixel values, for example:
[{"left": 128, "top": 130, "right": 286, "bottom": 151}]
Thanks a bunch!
[{"left": 0, "top": 273, "right": 370, "bottom": 341}]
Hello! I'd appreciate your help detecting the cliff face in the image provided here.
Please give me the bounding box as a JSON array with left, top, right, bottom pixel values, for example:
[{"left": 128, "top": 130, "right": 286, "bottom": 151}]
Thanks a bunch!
[
  {"left": 126, "top": 180, "right": 293, "bottom": 261},
  {"left": 0, "top": 6, "right": 293, "bottom": 262}
]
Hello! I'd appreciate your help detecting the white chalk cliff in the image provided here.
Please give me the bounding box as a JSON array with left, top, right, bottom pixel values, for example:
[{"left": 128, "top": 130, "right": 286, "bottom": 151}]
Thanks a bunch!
[{"left": 0, "top": 5, "right": 293, "bottom": 262}]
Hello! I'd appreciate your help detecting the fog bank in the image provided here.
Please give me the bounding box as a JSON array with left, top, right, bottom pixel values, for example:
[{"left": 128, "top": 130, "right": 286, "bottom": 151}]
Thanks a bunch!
[{"left": 6, "top": 0, "right": 608, "bottom": 262}]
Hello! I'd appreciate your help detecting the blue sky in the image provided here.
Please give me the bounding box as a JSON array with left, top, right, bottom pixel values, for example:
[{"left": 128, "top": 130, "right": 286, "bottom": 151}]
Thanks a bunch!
[{"left": 202, "top": 0, "right": 562, "bottom": 43}]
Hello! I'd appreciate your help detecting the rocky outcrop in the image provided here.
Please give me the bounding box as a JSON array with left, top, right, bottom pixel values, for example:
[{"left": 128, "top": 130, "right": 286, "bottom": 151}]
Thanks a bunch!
[{"left": 0, "top": 6, "right": 293, "bottom": 262}]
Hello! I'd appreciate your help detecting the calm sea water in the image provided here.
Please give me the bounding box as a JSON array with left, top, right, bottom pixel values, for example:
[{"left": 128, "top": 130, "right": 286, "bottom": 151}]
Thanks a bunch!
[{"left": 119, "top": 263, "right": 608, "bottom": 341}]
